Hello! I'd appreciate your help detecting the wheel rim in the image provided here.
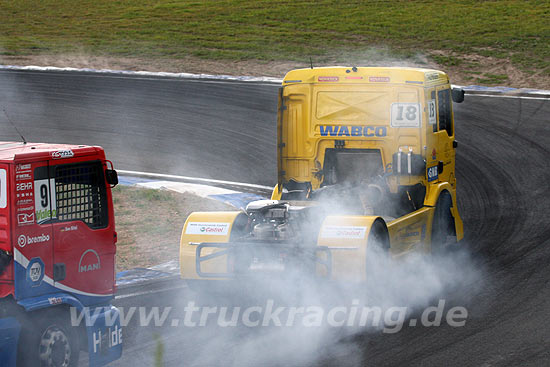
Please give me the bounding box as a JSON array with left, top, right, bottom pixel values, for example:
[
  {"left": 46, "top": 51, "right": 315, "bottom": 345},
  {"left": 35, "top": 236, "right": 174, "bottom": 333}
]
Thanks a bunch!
[{"left": 39, "top": 326, "right": 72, "bottom": 367}]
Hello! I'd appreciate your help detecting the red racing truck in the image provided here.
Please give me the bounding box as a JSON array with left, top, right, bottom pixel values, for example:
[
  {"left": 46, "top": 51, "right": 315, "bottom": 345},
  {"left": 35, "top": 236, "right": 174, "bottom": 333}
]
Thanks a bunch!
[{"left": 0, "top": 142, "right": 122, "bottom": 366}]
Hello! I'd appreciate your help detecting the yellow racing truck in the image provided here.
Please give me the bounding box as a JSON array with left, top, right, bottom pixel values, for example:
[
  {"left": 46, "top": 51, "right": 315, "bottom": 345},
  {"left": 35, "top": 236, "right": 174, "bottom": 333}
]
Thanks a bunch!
[{"left": 180, "top": 67, "right": 464, "bottom": 282}]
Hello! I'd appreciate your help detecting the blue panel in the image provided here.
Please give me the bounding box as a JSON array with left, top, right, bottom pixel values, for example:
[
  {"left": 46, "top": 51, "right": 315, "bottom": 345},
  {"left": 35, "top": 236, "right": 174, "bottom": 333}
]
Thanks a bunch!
[
  {"left": 14, "top": 261, "right": 113, "bottom": 308},
  {"left": 0, "top": 317, "right": 20, "bottom": 367},
  {"left": 427, "top": 165, "right": 439, "bottom": 182}
]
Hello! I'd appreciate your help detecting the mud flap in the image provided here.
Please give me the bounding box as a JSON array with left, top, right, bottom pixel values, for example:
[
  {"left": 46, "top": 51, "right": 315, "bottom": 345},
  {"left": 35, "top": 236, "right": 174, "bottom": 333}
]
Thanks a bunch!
[
  {"left": 0, "top": 317, "right": 20, "bottom": 367},
  {"left": 85, "top": 306, "right": 123, "bottom": 367},
  {"left": 317, "top": 215, "right": 384, "bottom": 281}
]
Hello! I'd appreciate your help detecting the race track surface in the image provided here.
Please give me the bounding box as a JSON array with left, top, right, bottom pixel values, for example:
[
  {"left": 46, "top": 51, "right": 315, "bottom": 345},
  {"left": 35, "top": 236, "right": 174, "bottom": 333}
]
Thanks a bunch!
[{"left": 1, "top": 70, "right": 549, "bottom": 366}]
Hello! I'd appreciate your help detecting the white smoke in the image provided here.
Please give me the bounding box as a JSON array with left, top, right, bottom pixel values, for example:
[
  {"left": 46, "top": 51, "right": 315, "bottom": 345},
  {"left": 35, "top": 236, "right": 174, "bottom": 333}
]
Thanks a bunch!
[{"left": 169, "top": 219, "right": 484, "bottom": 367}]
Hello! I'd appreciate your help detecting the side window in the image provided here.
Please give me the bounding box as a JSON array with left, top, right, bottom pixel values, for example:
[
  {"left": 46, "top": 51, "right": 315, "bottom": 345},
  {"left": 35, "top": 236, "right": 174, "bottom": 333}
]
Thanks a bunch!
[
  {"left": 437, "top": 89, "right": 453, "bottom": 136},
  {"left": 54, "top": 161, "right": 108, "bottom": 229}
]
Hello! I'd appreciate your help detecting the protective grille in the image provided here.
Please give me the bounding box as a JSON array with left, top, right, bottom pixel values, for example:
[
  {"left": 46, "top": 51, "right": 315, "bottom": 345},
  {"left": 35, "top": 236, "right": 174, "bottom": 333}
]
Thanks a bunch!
[{"left": 55, "top": 161, "right": 108, "bottom": 229}]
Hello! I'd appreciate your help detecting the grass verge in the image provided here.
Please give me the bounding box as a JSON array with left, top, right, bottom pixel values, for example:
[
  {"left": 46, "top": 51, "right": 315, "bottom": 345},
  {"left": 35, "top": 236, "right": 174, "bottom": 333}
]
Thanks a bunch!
[
  {"left": 112, "top": 185, "right": 233, "bottom": 271},
  {"left": 0, "top": 1, "right": 548, "bottom": 87}
]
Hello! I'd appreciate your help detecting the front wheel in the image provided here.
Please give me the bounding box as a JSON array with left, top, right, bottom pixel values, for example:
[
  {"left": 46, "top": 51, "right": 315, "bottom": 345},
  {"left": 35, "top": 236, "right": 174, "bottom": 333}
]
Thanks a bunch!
[{"left": 17, "top": 309, "right": 80, "bottom": 367}]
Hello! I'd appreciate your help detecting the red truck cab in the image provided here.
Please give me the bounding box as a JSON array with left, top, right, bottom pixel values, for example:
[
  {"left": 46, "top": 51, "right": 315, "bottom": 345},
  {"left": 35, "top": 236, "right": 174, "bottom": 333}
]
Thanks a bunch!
[{"left": 0, "top": 142, "right": 122, "bottom": 367}]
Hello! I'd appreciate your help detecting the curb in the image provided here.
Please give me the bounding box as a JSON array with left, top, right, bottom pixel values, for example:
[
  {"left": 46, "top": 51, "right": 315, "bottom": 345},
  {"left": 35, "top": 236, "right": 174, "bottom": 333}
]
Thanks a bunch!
[
  {"left": 0, "top": 64, "right": 282, "bottom": 84},
  {"left": 458, "top": 85, "right": 550, "bottom": 98},
  {"left": 2, "top": 64, "right": 550, "bottom": 98},
  {"left": 117, "top": 169, "right": 273, "bottom": 197},
  {"left": 115, "top": 274, "right": 185, "bottom": 300}
]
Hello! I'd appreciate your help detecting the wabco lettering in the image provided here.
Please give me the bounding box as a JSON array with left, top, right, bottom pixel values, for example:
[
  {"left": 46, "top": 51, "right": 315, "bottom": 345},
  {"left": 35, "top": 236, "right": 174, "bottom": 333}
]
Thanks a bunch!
[{"left": 320, "top": 125, "right": 387, "bottom": 138}]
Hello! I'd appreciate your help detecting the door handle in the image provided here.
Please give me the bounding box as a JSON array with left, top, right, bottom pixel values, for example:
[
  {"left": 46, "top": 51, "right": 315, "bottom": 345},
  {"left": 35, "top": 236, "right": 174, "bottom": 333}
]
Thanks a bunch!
[{"left": 53, "top": 263, "right": 66, "bottom": 281}]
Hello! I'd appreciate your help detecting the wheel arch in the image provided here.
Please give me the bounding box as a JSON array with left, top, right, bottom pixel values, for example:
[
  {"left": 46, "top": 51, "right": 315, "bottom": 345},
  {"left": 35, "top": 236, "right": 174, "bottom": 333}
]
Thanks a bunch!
[{"left": 426, "top": 183, "right": 464, "bottom": 241}]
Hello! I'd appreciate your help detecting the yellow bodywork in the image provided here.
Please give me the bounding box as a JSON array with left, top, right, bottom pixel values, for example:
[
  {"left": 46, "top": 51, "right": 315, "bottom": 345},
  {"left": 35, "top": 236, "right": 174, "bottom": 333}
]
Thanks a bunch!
[
  {"left": 274, "top": 66, "right": 463, "bottom": 243},
  {"left": 181, "top": 67, "right": 464, "bottom": 281},
  {"left": 180, "top": 211, "right": 242, "bottom": 280},
  {"left": 316, "top": 215, "right": 382, "bottom": 282}
]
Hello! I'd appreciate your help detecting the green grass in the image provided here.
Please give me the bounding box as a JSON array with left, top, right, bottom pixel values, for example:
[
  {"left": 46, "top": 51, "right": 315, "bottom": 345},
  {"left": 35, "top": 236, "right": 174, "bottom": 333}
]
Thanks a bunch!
[
  {"left": 474, "top": 73, "right": 509, "bottom": 85},
  {"left": 0, "top": 1, "right": 548, "bottom": 76}
]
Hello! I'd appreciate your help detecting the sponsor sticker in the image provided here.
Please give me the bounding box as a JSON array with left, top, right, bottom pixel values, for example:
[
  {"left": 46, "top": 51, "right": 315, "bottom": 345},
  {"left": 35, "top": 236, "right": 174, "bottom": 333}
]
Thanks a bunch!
[
  {"left": 17, "top": 233, "right": 50, "bottom": 247},
  {"left": 16, "top": 199, "right": 33, "bottom": 206},
  {"left": 17, "top": 212, "right": 35, "bottom": 226},
  {"left": 51, "top": 149, "right": 74, "bottom": 159},
  {"left": 318, "top": 76, "right": 339, "bottom": 82},
  {"left": 320, "top": 226, "right": 367, "bottom": 239},
  {"left": 16, "top": 182, "right": 32, "bottom": 192},
  {"left": 16, "top": 164, "right": 31, "bottom": 173},
  {"left": 185, "top": 222, "right": 230, "bottom": 236},
  {"left": 27, "top": 257, "right": 44, "bottom": 286},
  {"left": 319, "top": 125, "right": 387, "bottom": 138},
  {"left": 426, "top": 73, "right": 439, "bottom": 81},
  {"left": 48, "top": 297, "right": 62, "bottom": 305},
  {"left": 427, "top": 165, "right": 439, "bottom": 182},
  {"left": 79, "top": 249, "right": 101, "bottom": 273},
  {"left": 369, "top": 76, "right": 390, "bottom": 83},
  {"left": 16, "top": 173, "right": 32, "bottom": 181}
]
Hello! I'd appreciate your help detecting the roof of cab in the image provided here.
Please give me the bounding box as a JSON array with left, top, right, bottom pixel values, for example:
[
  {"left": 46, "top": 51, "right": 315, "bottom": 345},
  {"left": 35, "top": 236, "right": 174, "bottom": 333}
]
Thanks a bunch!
[
  {"left": 0, "top": 142, "right": 104, "bottom": 162},
  {"left": 283, "top": 66, "right": 449, "bottom": 86}
]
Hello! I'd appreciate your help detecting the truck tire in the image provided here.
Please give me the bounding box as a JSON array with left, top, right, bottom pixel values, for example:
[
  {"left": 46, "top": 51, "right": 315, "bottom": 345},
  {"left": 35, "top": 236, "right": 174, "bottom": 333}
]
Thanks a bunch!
[
  {"left": 431, "top": 192, "right": 455, "bottom": 254},
  {"left": 17, "top": 309, "right": 80, "bottom": 367},
  {"left": 366, "top": 219, "right": 390, "bottom": 283}
]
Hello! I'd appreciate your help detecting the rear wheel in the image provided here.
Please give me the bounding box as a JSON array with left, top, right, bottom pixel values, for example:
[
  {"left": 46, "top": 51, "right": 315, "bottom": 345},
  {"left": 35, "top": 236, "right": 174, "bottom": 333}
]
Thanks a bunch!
[
  {"left": 17, "top": 309, "right": 80, "bottom": 367},
  {"left": 431, "top": 192, "right": 456, "bottom": 254},
  {"left": 366, "top": 219, "right": 390, "bottom": 283}
]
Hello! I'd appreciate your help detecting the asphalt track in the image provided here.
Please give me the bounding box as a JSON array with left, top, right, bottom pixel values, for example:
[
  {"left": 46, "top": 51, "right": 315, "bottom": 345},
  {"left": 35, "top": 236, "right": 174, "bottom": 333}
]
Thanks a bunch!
[{"left": 1, "top": 70, "right": 550, "bottom": 366}]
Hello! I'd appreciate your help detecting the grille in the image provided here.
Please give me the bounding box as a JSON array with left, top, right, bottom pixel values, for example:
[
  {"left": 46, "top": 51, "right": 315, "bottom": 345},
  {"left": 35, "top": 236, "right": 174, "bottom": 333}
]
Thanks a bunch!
[{"left": 55, "top": 161, "right": 107, "bottom": 229}]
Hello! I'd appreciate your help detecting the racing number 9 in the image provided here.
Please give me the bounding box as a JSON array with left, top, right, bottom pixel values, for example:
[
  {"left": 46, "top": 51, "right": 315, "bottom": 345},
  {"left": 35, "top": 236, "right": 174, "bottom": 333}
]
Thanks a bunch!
[{"left": 40, "top": 184, "right": 48, "bottom": 207}]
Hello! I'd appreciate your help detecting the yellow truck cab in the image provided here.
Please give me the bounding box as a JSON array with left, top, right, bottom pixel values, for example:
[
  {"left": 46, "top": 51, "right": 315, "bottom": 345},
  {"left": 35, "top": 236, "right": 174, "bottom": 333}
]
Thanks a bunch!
[
  {"left": 271, "top": 67, "right": 464, "bottom": 253},
  {"left": 180, "top": 67, "right": 464, "bottom": 282}
]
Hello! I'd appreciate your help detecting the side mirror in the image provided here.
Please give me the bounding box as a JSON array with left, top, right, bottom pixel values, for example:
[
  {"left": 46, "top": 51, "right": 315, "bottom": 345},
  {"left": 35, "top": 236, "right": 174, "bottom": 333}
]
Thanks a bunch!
[
  {"left": 105, "top": 169, "right": 118, "bottom": 187},
  {"left": 452, "top": 88, "right": 465, "bottom": 103}
]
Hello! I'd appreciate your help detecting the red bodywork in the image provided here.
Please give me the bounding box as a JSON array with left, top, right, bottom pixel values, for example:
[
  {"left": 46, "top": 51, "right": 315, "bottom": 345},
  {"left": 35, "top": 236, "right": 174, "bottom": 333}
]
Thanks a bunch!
[{"left": 0, "top": 142, "right": 116, "bottom": 304}]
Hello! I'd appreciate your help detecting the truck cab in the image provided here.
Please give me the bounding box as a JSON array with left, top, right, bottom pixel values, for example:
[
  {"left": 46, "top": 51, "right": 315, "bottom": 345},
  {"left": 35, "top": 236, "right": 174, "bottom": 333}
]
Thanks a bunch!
[
  {"left": 0, "top": 142, "right": 121, "bottom": 367},
  {"left": 272, "top": 67, "right": 464, "bottom": 251}
]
